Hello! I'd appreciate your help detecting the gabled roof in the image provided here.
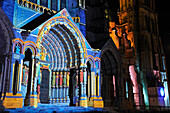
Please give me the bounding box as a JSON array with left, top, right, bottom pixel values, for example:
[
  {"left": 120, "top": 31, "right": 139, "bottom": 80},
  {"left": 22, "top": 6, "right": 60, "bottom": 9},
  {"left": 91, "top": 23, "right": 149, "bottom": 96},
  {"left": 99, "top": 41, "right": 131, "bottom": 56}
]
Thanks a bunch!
[
  {"left": 21, "top": 10, "right": 55, "bottom": 31},
  {"left": 31, "top": 8, "right": 92, "bottom": 50}
]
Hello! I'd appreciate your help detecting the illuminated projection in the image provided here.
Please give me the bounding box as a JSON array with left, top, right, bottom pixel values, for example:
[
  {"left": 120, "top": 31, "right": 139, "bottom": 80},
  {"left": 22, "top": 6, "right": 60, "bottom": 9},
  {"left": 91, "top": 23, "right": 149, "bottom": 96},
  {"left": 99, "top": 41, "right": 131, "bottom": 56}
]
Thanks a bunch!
[
  {"left": 1, "top": 8, "right": 103, "bottom": 108},
  {"left": 0, "top": 0, "right": 169, "bottom": 112}
]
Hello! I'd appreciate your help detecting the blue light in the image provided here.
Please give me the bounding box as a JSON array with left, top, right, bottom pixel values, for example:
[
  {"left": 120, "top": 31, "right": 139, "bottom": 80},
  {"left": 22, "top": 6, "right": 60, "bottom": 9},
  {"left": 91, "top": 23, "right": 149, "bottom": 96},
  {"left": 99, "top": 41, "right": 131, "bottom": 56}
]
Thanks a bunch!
[{"left": 160, "top": 88, "right": 165, "bottom": 97}]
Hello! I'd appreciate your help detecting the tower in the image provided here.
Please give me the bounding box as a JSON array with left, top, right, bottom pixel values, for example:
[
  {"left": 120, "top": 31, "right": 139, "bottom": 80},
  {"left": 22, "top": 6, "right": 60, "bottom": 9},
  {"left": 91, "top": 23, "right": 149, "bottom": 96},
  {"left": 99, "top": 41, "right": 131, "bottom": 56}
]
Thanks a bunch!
[
  {"left": 86, "top": 0, "right": 117, "bottom": 49},
  {"left": 68, "top": 0, "right": 86, "bottom": 37},
  {"left": 117, "top": 0, "right": 169, "bottom": 106}
]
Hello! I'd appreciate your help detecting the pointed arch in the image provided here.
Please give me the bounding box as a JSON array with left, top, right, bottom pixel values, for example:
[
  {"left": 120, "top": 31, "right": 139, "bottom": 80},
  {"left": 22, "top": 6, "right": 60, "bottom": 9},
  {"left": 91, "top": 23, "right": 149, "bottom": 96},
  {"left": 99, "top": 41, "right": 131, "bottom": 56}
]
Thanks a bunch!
[{"left": 36, "top": 14, "right": 87, "bottom": 71}]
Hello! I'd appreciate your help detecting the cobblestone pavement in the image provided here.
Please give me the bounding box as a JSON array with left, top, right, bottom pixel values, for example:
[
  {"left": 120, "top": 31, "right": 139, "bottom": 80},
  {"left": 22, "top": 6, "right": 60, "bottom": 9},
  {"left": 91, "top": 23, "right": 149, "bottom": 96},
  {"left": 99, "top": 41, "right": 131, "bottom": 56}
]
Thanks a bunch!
[{"left": 4, "top": 104, "right": 109, "bottom": 113}]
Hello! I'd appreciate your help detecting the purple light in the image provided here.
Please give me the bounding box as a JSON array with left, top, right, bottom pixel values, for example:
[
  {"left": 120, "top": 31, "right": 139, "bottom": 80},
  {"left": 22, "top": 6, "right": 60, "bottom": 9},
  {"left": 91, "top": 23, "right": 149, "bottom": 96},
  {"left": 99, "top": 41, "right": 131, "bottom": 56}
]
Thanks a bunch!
[{"left": 160, "top": 88, "right": 165, "bottom": 97}]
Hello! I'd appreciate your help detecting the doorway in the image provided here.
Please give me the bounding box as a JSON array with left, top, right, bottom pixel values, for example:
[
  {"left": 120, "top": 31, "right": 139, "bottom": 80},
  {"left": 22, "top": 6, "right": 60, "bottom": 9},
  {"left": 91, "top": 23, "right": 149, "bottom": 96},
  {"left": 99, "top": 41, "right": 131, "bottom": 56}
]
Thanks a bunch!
[
  {"left": 86, "top": 61, "right": 91, "bottom": 100},
  {"left": 69, "top": 69, "right": 77, "bottom": 106},
  {"left": 40, "top": 69, "right": 50, "bottom": 103},
  {"left": 13, "top": 60, "right": 19, "bottom": 95},
  {"left": 101, "top": 74, "right": 114, "bottom": 107},
  {"left": 101, "top": 50, "right": 118, "bottom": 107}
]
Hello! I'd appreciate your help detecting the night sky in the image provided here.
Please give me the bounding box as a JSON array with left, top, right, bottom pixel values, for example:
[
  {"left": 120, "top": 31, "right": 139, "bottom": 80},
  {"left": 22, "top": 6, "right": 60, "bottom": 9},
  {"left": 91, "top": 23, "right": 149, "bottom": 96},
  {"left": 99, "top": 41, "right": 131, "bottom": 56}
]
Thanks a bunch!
[
  {"left": 157, "top": 1, "right": 170, "bottom": 78},
  {"left": 157, "top": 1, "right": 170, "bottom": 35}
]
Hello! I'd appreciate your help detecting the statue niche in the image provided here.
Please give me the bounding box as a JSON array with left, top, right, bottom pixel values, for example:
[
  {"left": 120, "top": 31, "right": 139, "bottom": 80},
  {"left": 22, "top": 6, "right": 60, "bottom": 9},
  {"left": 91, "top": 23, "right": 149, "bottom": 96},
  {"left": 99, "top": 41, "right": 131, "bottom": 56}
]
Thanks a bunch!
[{"left": 15, "top": 43, "right": 21, "bottom": 54}]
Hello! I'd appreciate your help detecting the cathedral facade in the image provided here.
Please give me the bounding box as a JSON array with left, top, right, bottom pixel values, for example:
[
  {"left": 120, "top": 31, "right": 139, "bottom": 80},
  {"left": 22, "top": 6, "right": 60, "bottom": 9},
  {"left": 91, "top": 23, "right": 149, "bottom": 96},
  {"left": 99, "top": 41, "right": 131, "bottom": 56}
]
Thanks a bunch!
[
  {"left": 0, "top": 0, "right": 103, "bottom": 109},
  {"left": 0, "top": 0, "right": 169, "bottom": 111}
]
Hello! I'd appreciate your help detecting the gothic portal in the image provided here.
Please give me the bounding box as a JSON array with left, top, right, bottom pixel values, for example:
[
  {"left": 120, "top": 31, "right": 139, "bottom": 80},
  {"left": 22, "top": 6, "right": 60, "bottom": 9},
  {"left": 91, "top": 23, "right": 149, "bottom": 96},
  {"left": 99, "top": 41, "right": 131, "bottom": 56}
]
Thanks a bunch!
[{"left": 0, "top": 0, "right": 103, "bottom": 109}]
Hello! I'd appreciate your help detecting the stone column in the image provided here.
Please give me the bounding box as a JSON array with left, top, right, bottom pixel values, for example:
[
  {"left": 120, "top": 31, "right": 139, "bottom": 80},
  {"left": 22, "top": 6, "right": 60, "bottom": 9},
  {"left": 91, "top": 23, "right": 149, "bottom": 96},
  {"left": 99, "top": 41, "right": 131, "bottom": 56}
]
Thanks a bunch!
[
  {"left": 66, "top": 0, "right": 68, "bottom": 8},
  {"left": 0, "top": 60, "right": 4, "bottom": 95},
  {"left": 83, "top": 68, "right": 87, "bottom": 96},
  {"left": 57, "top": 0, "right": 60, "bottom": 11},
  {"left": 80, "top": 68, "right": 87, "bottom": 107},
  {"left": 88, "top": 71, "right": 96, "bottom": 107},
  {"left": 30, "top": 57, "right": 35, "bottom": 93},
  {"left": 53, "top": 72, "right": 57, "bottom": 103},
  {"left": 32, "top": 58, "right": 39, "bottom": 94},
  {"left": 97, "top": 75, "right": 99, "bottom": 97},
  {"left": 66, "top": 71, "right": 70, "bottom": 103},
  {"left": 63, "top": 71, "right": 66, "bottom": 103},
  {"left": 0, "top": 54, "right": 9, "bottom": 110},
  {"left": 59, "top": 72, "right": 63, "bottom": 103},
  {"left": 37, "top": 69, "right": 41, "bottom": 103},
  {"left": 6, "top": 53, "right": 12, "bottom": 93},
  {"left": 87, "top": 73, "right": 90, "bottom": 98},
  {"left": 80, "top": 69, "right": 83, "bottom": 96},
  {"left": 24, "top": 56, "right": 34, "bottom": 106},
  {"left": 141, "top": 70, "right": 149, "bottom": 107},
  {"left": 0, "top": 56, "right": 6, "bottom": 111},
  {"left": 56, "top": 72, "right": 59, "bottom": 103},
  {"left": 37, "top": 0, "right": 40, "bottom": 5},
  {"left": 75, "top": 70, "right": 79, "bottom": 106},
  {"left": 52, "top": 71, "right": 56, "bottom": 104},
  {"left": 48, "top": 0, "right": 51, "bottom": 9},
  {"left": 49, "top": 70, "right": 52, "bottom": 104},
  {"left": 2, "top": 56, "right": 8, "bottom": 94},
  {"left": 30, "top": 57, "right": 39, "bottom": 107},
  {"left": 123, "top": 0, "right": 125, "bottom": 10},
  {"left": 91, "top": 72, "right": 95, "bottom": 97},
  {"left": 19, "top": 59, "right": 23, "bottom": 91},
  {"left": 119, "top": 0, "right": 122, "bottom": 11}
]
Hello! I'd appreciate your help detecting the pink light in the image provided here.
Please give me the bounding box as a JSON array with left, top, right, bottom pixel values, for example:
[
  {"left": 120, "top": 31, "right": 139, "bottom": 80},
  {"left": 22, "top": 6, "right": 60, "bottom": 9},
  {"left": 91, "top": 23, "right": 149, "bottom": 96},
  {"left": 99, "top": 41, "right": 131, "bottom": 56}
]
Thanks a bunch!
[
  {"left": 153, "top": 70, "right": 160, "bottom": 82},
  {"left": 113, "top": 75, "right": 116, "bottom": 97},
  {"left": 153, "top": 70, "right": 160, "bottom": 77},
  {"left": 129, "top": 65, "right": 139, "bottom": 106},
  {"left": 153, "top": 70, "right": 157, "bottom": 76},
  {"left": 129, "top": 66, "right": 138, "bottom": 86}
]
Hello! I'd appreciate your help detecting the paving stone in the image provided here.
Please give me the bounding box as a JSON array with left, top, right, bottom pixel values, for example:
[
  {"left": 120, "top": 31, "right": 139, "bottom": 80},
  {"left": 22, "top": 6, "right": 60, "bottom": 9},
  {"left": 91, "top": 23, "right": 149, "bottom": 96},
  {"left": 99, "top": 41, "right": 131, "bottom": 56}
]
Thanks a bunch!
[{"left": 4, "top": 104, "right": 108, "bottom": 113}]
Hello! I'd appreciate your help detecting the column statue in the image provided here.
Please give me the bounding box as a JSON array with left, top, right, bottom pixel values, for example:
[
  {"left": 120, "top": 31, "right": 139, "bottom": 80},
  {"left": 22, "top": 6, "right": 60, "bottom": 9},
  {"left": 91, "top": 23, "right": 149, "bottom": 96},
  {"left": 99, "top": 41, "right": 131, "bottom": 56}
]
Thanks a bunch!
[{"left": 15, "top": 44, "right": 20, "bottom": 54}]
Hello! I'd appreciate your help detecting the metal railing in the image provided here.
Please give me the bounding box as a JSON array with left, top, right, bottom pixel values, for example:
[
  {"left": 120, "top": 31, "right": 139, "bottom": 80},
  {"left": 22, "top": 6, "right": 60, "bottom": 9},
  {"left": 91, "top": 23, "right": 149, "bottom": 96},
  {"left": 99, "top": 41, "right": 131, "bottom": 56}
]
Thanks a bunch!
[
  {"left": 134, "top": 105, "right": 170, "bottom": 112},
  {"left": 18, "top": 0, "right": 57, "bottom": 14}
]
